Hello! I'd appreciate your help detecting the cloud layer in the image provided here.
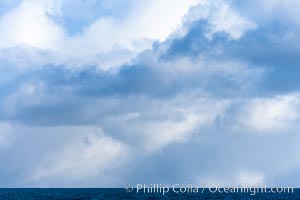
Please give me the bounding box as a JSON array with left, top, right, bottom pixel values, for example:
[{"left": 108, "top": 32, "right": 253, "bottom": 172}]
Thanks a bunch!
[{"left": 0, "top": 0, "right": 300, "bottom": 187}]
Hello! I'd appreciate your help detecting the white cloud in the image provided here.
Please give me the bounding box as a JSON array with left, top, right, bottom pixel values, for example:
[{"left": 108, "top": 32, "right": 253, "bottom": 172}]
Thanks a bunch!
[
  {"left": 32, "top": 128, "right": 128, "bottom": 182},
  {"left": 237, "top": 171, "right": 265, "bottom": 186},
  {"left": 1, "top": 0, "right": 300, "bottom": 188},
  {"left": 99, "top": 95, "right": 230, "bottom": 152},
  {"left": 59, "top": 0, "right": 202, "bottom": 69},
  {"left": 77, "top": 0, "right": 200, "bottom": 51},
  {"left": 142, "top": 113, "right": 202, "bottom": 152},
  {"left": 201, "top": 171, "right": 265, "bottom": 187},
  {"left": 0, "top": 0, "right": 258, "bottom": 69},
  {"left": 184, "top": 0, "right": 256, "bottom": 40},
  {"left": 0, "top": 0, "right": 64, "bottom": 50},
  {"left": 239, "top": 94, "right": 300, "bottom": 132},
  {"left": 124, "top": 0, "right": 200, "bottom": 43},
  {"left": 140, "top": 100, "right": 229, "bottom": 152},
  {"left": 0, "top": 0, "right": 201, "bottom": 69},
  {"left": 206, "top": 3, "right": 256, "bottom": 39}
]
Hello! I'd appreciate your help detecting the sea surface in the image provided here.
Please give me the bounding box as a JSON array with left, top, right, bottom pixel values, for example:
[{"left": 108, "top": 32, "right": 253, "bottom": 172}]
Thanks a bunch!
[{"left": 0, "top": 188, "right": 299, "bottom": 200}]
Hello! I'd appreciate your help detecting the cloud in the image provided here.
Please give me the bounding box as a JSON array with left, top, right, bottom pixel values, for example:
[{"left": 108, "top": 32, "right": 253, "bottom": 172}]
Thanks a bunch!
[
  {"left": 189, "top": 1, "right": 257, "bottom": 40},
  {"left": 0, "top": 0, "right": 201, "bottom": 69},
  {"left": 0, "top": 0, "right": 64, "bottom": 50},
  {"left": 238, "top": 94, "right": 300, "bottom": 132},
  {"left": 0, "top": 122, "right": 14, "bottom": 149},
  {"left": 0, "top": 1, "right": 20, "bottom": 16},
  {"left": 204, "top": 3, "right": 256, "bottom": 39},
  {"left": 1, "top": 0, "right": 300, "bottom": 188},
  {"left": 200, "top": 171, "right": 265, "bottom": 187},
  {"left": 30, "top": 129, "right": 128, "bottom": 186},
  {"left": 0, "top": 0, "right": 257, "bottom": 69},
  {"left": 237, "top": 171, "right": 265, "bottom": 186},
  {"left": 96, "top": 95, "right": 230, "bottom": 152}
]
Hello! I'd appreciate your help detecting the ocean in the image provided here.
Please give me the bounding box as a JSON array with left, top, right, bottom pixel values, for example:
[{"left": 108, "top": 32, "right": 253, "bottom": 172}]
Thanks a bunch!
[{"left": 0, "top": 188, "right": 298, "bottom": 200}]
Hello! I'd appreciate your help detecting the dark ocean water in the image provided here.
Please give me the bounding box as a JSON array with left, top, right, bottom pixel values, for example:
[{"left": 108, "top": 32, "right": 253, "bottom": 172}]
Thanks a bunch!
[{"left": 0, "top": 188, "right": 298, "bottom": 200}]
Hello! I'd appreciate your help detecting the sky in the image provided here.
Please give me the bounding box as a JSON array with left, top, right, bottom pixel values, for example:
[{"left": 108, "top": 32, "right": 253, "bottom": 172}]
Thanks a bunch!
[{"left": 0, "top": 0, "right": 300, "bottom": 187}]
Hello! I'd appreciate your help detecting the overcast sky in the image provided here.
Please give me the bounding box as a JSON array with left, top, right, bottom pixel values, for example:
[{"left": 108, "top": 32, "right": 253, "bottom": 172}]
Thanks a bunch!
[{"left": 0, "top": 0, "right": 300, "bottom": 187}]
